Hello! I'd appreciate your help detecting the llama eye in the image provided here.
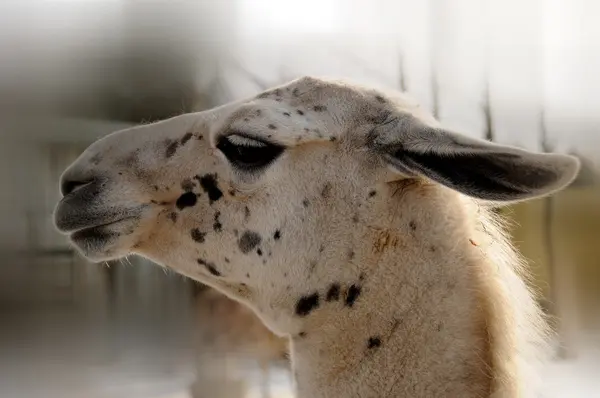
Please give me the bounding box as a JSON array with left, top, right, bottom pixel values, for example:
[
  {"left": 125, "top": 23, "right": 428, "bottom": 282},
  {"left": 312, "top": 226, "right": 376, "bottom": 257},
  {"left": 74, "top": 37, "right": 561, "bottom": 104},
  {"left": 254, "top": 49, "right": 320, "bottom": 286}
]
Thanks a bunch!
[{"left": 217, "top": 134, "right": 284, "bottom": 171}]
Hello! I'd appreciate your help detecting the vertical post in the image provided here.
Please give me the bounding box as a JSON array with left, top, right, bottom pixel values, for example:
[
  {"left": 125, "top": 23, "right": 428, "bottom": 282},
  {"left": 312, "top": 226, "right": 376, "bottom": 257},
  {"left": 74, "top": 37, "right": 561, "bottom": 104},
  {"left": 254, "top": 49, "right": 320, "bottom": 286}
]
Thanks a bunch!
[
  {"left": 540, "top": 109, "right": 577, "bottom": 359},
  {"left": 398, "top": 51, "right": 407, "bottom": 92}
]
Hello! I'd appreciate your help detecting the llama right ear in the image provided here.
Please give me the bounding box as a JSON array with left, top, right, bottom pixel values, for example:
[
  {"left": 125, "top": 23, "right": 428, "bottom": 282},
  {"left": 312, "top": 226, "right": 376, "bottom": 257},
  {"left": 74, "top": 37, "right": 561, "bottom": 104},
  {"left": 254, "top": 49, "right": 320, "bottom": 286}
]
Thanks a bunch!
[{"left": 369, "top": 114, "right": 581, "bottom": 202}]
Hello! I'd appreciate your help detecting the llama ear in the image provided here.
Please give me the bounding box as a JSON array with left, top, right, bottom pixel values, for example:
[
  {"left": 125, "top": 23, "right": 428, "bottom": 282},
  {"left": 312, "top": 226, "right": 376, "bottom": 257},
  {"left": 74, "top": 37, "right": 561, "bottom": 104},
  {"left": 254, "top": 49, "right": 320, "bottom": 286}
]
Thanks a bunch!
[{"left": 369, "top": 114, "right": 581, "bottom": 202}]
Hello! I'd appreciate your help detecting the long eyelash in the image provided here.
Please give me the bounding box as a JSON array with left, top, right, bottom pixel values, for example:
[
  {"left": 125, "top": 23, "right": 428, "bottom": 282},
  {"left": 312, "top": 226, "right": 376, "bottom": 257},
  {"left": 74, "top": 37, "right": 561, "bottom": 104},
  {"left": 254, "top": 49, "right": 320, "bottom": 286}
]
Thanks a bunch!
[{"left": 226, "top": 134, "right": 267, "bottom": 147}]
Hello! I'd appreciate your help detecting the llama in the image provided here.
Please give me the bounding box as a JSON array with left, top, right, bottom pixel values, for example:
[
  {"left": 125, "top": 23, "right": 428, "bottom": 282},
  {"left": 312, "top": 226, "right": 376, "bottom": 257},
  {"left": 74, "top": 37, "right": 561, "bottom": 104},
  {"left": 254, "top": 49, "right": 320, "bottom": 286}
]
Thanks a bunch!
[{"left": 54, "top": 76, "right": 580, "bottom": 397}]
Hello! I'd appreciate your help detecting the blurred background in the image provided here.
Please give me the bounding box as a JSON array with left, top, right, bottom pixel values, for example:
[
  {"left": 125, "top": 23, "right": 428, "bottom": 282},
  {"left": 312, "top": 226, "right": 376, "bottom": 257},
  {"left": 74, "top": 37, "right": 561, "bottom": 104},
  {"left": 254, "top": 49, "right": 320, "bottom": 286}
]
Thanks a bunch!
[{"left": 0, "top": 1, "right": 598, "bottom": 397}]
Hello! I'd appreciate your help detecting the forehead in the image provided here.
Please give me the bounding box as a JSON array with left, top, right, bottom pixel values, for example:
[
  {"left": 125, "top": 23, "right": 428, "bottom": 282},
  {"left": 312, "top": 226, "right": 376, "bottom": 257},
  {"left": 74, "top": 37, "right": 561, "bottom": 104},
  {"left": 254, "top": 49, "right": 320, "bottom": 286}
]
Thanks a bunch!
[{"left": 212, "top": 76, "right": 433, "bottom": 146}]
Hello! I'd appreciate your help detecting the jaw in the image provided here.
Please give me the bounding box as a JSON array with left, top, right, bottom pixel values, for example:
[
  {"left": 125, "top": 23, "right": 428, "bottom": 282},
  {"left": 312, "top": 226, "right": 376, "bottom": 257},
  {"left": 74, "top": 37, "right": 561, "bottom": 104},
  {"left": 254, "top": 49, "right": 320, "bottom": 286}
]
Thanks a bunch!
[{"left": 68, "top": 217, "right": 144, "bottom": 262}]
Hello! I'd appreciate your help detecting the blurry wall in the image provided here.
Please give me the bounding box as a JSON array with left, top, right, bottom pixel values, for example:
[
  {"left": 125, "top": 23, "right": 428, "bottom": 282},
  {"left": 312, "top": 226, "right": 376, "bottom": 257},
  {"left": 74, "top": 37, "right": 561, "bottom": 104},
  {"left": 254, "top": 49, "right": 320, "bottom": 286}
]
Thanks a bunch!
[{"left": 509, "top": 184, "right": 600, "bottom": 332}]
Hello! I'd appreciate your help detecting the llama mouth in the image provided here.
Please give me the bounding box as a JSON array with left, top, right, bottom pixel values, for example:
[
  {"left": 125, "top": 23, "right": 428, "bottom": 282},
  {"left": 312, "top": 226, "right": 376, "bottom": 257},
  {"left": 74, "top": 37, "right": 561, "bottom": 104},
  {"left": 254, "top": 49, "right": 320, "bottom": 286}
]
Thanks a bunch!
[
  {"left": 54, "top": 204, "right": 141, "bottom": 233},
  {"left": 53, "top": 188, "right": 146, "bottom": 234},
  {"left": 67, "top": 216, "right": 141, "bottom": 261},
  {"left": 69, "top": 216, "right": 138, "bottom": 238}
]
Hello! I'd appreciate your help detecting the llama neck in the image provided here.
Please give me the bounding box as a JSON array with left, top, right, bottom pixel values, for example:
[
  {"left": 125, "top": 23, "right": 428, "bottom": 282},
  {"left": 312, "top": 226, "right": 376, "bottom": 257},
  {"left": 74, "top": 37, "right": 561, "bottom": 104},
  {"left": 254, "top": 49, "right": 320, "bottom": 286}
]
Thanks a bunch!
[{"left": 290, "top": 189, "right": 493, "bottom": 397}]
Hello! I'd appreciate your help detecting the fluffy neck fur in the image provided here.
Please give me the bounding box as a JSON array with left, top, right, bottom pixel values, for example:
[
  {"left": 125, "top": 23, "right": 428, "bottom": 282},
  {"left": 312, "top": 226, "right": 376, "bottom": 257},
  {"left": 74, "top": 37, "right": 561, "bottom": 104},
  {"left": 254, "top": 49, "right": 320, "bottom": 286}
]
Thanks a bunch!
[{"left": 289, "top": 181, "right": 548, "bottom": 398}]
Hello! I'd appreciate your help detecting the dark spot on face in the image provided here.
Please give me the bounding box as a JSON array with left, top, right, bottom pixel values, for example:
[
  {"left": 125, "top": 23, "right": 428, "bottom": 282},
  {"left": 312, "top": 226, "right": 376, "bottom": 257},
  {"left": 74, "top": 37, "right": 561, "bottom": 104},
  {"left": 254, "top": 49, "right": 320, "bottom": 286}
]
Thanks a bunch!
[
  {"left": 303, "top": 127, "right": 310, "bottom": 133},
  {"left": 302, "top": 199, "right": 310, "bottom": 207},
  {"left": 181, "top": 179, "right": 195, "bottom": 192},
  {"left": 313, "top": 105, "right": 327, "bottom": 112},
  {"left": 298, "top": 332, "right": 307, "bottom": 338},
  {"left": 196, "top": 135, "right": 203, "bottom": 140},
  {"left": 369, "top": 190, "right": 377, "bottom": 197},
  {"left": 238, "top": 231, "right": 262, "bottom": 254},
  {"left": 326, "top": 284, "right": 340, "bottom": 302},
  {"left": 181, "top": 132, "right": 193, "bottom": 145},
  {"left": 263, "top": 259, "right": 267, "bottom": 265},
  {"left": 225, "top": 257, "right": 230, "bottom": 263},
  {"left": 123, "top": 149, "right": 140, "bottom": 168},
  {"left": 246, "top": 273, "right": 250, "bottom": 278},
  {"left": 168, "top": 212, "right": 178, "bottom": 223},
  {"left": 90, "top": 153, "right": 102, "bottom": 165},
  {"left": 197, "top": 174, "right": 223, "bottom": 204},
  {"left": 228, "top": 189, "right": 236, "bottom": 196},
  {"left": 152, "top": 185, "right": 159, "bottom": 191},
  {"left": 375, "top": 95, "right": 387, "bottom": 104},
  {"left": 436, "top": 322, "right": 443, "bottom": 332},
  {"left": 273, "top": 230, "right": 281, "bottom": 240},
  {"left": 365, "top": 110, "right": 392, "bottom": 125},
  {"left": 345, "top": 285, "right": 362, "bottom": 307},
  {"left": 348, "top": 250, "right": 355, "bottom": 260},
  {"left": 409, "top": 221, "right": 417, "bottom": 231},
  {"left": 319, "top": 245, "right": 325, "bottom": 253},
  {"left": 191, "top": 228, "right": 206, "bottom": 243},
  {"left": 390, "top": 318, "right": 401, "bottom": 334},
  {"left": 198, "top": 259, "right": 221, "bottom": 277},
  {"left": 297, "top": 109, "right": 304, "bottom": 115},
  {"left": 166, "top": 140, "right": 179, "bottom": 158},
  {"left": 320, "top": 183, "right": 332, "bottom": 199},
  {"left": 176, "top": 192, "right": 197, "bottom": 210},
  {"left": 283, "top": 112, "right": 291, "bottom": 117},
  {"left": 257, "top": 248, "right": 263, "bottom": 256},
  {"left": 359, "top": 273, "right": 365, "bottom": 281},
  {"left": 213, "top": 211, "right": 222, "bottom": 232},
  {"left": 292, "top": 88, "right": 300, "bottom": 97},
  {"left": 295, "top": 293, "right": 320, "bottom": 317},
  {"left": 244, "top": 117, "right": 250, "bottom": 122},
  {"left": 329, "top": 136, "right": 337, "bottom": 142},
  {"left": 244, "top": 206, "right": 251, "bottom": 221},
  {"left": 352, "top": 214, "right": 359, "bottom": 223},
  {"left": 367, "top": 337, "right": 382, "bottom": 349},
  {"left": 308, "top": 261, "right": 317, "bottom": 274},
  {"left": 429, "top": 246, "right": 436, "bottom": 252},
  {"left": 268, "top": 124, "right": 277, "bottom": 130}
]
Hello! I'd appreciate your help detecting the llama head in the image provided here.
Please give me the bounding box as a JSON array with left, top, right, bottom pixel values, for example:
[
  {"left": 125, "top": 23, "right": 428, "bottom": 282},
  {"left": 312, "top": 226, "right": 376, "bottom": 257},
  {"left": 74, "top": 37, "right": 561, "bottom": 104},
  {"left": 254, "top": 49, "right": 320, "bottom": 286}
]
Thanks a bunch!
[{"left": 54, "top": 76, "right": 580, "bottom": 335}]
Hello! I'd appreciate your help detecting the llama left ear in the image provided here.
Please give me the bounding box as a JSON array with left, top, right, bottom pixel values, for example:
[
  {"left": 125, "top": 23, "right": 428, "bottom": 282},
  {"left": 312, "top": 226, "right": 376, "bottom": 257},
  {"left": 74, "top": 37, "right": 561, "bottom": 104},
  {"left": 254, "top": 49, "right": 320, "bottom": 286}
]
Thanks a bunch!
[{"left": 368, "top": 114, "right": 581, "bottom": 202}]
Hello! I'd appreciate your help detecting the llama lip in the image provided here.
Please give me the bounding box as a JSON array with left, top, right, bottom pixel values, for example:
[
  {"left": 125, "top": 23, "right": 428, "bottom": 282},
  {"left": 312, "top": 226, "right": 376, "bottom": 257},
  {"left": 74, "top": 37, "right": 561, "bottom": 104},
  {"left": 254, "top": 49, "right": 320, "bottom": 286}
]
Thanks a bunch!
[
  {"left": 69, "top": 216, "right": 138, "bottom": 237},
  {"left": 70, "top": 223, "right": 121, "bottom": 244},
  {"left": 67, "top": 216, "right": 140, "bottom": 261},
  {"left": 54, "top": 198, "right": 144, "bottom": 234}
]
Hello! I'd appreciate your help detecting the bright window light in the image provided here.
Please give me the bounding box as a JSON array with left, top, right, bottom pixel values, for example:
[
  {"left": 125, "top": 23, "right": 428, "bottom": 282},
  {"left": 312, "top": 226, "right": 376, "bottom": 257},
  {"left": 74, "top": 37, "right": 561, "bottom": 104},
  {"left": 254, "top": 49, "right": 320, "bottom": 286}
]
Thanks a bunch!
[{"left": 239, "top": 0, "right": 342, "bottom": 35}]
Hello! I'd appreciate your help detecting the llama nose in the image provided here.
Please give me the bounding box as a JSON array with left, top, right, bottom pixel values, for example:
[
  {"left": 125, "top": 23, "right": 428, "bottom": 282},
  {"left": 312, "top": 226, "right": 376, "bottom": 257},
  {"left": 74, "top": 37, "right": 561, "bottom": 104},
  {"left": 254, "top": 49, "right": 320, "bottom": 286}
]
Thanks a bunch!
[
  {"left": 61, "top": 179, "right": 93, "bottom": 196},
  {"left": 60, "top": 175, "right": 96, "bottom": 196}
]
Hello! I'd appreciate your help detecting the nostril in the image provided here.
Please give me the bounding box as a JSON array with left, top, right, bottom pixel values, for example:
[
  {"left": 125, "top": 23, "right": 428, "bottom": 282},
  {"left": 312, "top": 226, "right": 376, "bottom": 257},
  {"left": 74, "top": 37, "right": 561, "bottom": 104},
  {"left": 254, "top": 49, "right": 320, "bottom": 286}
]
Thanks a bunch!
[{"left": 61, "top": 179, "right": 94, "bottom": 196}]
